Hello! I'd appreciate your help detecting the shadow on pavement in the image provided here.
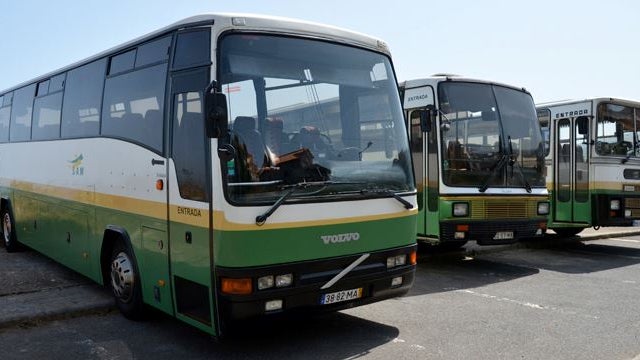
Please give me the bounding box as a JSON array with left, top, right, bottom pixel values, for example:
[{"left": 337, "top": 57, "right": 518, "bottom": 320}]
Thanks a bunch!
[
  {"left": 484, "top": 240, "right": 640, "bottom": 274},
  {"left": 406, "top": 248, "right": 540, "bottom": 297}
]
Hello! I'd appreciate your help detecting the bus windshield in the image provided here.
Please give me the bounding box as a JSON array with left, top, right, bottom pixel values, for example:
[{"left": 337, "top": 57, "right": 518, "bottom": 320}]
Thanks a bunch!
[
  {"left": 438, "top": 82, "right": 545, "bottom": 189},
  {"left": 595, "top": 103, "right": 640, "bottom": 157},
  {"left": 219, "top": 34, "right": 413, "bottom": 204}
]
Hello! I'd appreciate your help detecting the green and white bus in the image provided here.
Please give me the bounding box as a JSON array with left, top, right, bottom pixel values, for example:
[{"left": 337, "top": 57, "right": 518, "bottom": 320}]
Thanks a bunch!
[
  {"left": 400, "top": 76, "right": 549, "bottom": 247},
  {"left": 0, "top": 14, "right": 418, "bottom": 336},
  {"left": 537, "top": 98, "right": 640, "bottom": 236}
]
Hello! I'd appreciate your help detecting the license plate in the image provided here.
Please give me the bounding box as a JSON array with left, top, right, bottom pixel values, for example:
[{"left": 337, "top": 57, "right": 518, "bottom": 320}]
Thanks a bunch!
[
  {"left": 493, "top": 231, "right": 514, "bottom": 240},
  {"left": 320, "top": 288, "right": 363, "bottom": 305}
]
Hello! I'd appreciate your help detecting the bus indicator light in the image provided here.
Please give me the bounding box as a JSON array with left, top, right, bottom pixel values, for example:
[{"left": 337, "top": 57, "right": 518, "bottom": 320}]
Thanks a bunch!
[
  {"left": 409, "top": 251, "right": 417, "bottom": 265},
  {"left": 156, "top": 179, "right": 164, "bottom": 190},
  {"left": 221, "top": 278, "right": 252, "bottom": 295}
]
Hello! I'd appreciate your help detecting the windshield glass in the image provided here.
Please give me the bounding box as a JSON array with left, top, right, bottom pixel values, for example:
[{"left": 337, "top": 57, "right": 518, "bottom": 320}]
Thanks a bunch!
[
  {"left": 595, "top": 103, "right": 640, "bottom": 157},
  {"left": 219, "top": 34, "right": 413, "bottom": 204},
  {"left": 439, "top": 82, "right": 545, "bottom": 188}
]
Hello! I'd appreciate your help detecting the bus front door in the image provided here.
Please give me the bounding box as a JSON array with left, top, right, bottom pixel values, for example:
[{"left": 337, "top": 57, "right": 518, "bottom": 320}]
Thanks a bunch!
[
  {"left": 554, "top": 117, "right": 591, "bottom": 225},
  {"left": 409, "top": 109, "right": 427, "bottom": 235},
  {"left": 168, "top": 67, "right": 216, "bottom": 335}
]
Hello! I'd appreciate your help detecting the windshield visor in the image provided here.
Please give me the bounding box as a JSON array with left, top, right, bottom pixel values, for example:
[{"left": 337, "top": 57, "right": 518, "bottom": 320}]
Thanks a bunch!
[
  {"left": 439, "top": 82, "right": 545, "bottom": 188},
  {"left": 218, "top": 34, "right": 413, "bottom": 204}
]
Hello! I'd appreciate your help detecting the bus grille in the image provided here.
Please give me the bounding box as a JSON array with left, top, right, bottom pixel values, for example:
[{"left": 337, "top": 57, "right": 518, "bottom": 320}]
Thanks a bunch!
[
  {"left": 471, "top": 200, "right": 537, "bottom": 220},
  {"left": 625, "top": 198, "right": 640, "bottom": 209}
]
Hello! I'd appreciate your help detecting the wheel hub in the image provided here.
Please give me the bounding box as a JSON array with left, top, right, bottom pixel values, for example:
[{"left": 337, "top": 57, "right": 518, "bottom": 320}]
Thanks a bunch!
[
  {"left": 110, "top": 251, "right": 135, "bottom": 303},
  {"left": 3, "top": 213, "right": 11, "bottom": 247}
]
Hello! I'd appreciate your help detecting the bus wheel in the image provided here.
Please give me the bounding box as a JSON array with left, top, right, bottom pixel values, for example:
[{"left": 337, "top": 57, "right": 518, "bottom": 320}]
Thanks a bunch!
[
  {"left": 2, "top": 207, "right": 20, "bottom": 252},
  {"left": 552, "top": 228, "right": 584, "bottom": 238},
  {"left": 109, "top": 243, "right": 145, "bottom": 320}
]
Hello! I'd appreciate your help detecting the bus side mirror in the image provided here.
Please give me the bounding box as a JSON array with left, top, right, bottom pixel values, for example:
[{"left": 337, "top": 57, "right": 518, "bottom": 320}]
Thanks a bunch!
[
  {"left": 420, "top": 106, "right": 435, "bottom": 132},
  {"left": 577, "top": 116, "right": 589, "bottom": 135},
  {"left": 204, "top": 81, "right": 228, "bottom": 138}
]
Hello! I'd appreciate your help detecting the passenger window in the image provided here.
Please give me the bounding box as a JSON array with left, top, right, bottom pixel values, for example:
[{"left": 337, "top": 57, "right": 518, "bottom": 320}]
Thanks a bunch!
[
  {"left": 173, "top": 30, "right": 210, "bottom": 69},
  {"left": 2, "top": 92, "right": 12, "bottom": 106},
  {"left": 109, "top": 49, "right": 136, "bottom": 75},
  {"left": 0, "top": 105, "right": 10, "bottom": 142},
  {"left": 172, "top": 91, "right": 208, "bottom": 201},
  {"left": 61, "top": 59, "right": 106, "bottom": 138},
  {"left": 102, "top": 63, "right": 167, "bottom": 152},
  {"left": 32, "top": 92, "right": 63, "bottom": 140},
  {"left": 0, "top": 92, "right": 12, "bottom": 143},
  {"left": 9, "top": 84, "right": 36, "bottom": 142},
  {"left": 136, "top": 36, "right": 171, "bottom": 68},
  {"left": 49, "top": 73, "right": 66, "bottom": 93},
  {"left": 36, "top": 80, "right": 50, "bottom": 97}
]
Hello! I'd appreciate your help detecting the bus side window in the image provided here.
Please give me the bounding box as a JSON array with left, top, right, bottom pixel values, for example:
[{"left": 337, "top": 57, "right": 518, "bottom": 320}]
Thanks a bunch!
[
  {"left": 9, "top": 84, "right": 36, "bottom": 142},
  {"left": 61, "top": 59, "right": 106, "bottom": 138},
  {"left": 172, "top": 92, "right": 208, "bottom": 201},
  {"left": 101, "top": 64, "right": 167, "bottom": 152}
]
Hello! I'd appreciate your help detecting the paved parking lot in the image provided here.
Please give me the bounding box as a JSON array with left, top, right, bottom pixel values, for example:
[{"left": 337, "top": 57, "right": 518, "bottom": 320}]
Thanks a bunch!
[{"left": 1, "top": 229, "right": 640, "bottom": 359}]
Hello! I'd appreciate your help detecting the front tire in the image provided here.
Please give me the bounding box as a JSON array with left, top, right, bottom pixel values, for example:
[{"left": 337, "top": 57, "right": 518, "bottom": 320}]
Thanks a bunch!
[
  {"left": 109, "top": 242, "right": 145, "bottom": 320},
  {"left": 2, "top": 207, "right": 20, "bottom": 252}
]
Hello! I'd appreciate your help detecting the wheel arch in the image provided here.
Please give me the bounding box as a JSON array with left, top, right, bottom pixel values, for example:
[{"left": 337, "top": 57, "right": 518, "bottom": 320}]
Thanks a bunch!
[
  {"left": 100, "top": 226, "right": 137, "bottom": 286},
  {"left": 1, "top": 197, "right": 11, "bottom": 214}
]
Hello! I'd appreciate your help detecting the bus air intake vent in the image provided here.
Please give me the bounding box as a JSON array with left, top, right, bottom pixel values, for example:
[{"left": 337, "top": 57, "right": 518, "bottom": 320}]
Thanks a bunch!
[
  {"left": 625, "top": 198, "right": 640, "bottom": 209},
  {"left": 471, "top": 200, "right": 535, "bottom": 220}
]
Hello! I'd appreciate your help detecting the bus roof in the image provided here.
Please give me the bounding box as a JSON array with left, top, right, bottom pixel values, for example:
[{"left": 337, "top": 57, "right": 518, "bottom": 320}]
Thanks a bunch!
[
  {"left": 1, "top": 13, "right": 390, "bottom": 94},
  {"left": 399, "top": 75, "right": 529, "bottom": 94},
  {"left": 536, "top": 97, "right": 640, "bottom": 108}
]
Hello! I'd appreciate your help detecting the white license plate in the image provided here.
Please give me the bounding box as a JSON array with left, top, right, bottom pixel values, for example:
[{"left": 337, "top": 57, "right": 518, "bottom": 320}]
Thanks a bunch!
[
  {"left": 320, "top": 288, "right": 363, "bottom": 305},
  {"left": 493, "top": 231, "right": 514, "bottom": 240}
]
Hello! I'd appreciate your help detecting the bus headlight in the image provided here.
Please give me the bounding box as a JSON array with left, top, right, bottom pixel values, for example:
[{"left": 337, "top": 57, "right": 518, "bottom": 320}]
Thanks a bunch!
[
  {"left": 257, "top": 275, "right": 274, "bottom": 290},
  {"left": 275, "top": 274, "right": 293, "bottom": 288},
  {"left": 387, "top": 255, "right": 407, "bottom": 268},
  {"left": 453, "top": 203, "right": 469, "bottom": 217},
  {"left": 610, "top": 199, "right": 621, "bottom": 211},
  {"left": 537, "top": 202, "right": 550, "bottom": 215}
]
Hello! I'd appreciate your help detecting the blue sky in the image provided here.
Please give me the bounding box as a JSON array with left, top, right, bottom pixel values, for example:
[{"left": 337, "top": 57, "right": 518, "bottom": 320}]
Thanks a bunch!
[{"left": 1, "top": 0, "right": 638, "bottom": 103}]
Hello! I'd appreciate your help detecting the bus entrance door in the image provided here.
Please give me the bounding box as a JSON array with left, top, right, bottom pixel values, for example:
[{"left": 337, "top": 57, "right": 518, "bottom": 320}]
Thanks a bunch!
[
  {"left": 554, "top": 116, "right": 591, "bottom": 225},
  {"left": 409, "top": 109, "right": 427, "bottom": 235},
  {"left": 167, "top": 67, "right": 216, "bottom": 335}
]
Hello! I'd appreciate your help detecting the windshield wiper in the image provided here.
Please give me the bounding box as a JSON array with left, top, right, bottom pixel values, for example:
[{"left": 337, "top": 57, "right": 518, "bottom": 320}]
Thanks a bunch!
[
  {"left": 478, "top": 154, "right": 509, "bottom": 193},
  {"left": 509, "top": 157, "right": 532, "bottom": 193},
  {"left": 360, "top": 188, "right": 413, "bottom": 210},
  {"left": 255, "top": 181, "right": 359, "bottom": 226},
  {"left": 507, "top": 136, "right": 532, "bottom": 193}
]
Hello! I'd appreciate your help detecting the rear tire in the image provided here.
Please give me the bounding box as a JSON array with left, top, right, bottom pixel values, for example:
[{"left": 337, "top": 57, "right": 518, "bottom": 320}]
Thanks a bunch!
[
  {"left": 2, "top": 207, "right": 20, "bottom": 252},
  {"left": 109, "top": 242, "right": 146, "bottom": 320},
  {"left": 552, "top": 228, "right": 584, "bottom": 238}
]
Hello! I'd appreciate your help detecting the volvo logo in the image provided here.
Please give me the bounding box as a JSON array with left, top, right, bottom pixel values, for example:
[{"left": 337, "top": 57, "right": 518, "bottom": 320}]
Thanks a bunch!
[{"left": 321, "top": 232, "right": 360, "bottom": 244}]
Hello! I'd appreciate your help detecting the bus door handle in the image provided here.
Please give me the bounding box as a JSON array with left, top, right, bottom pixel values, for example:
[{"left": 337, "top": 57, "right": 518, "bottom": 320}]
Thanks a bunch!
[{"left": 151, "top": 159, "right": 165, "bottom": 166}]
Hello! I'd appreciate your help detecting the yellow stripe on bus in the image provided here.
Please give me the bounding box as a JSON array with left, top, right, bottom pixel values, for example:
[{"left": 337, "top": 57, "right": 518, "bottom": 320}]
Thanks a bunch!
[{"left": 0, "top": 178, "right": 416, "bottom": 231}]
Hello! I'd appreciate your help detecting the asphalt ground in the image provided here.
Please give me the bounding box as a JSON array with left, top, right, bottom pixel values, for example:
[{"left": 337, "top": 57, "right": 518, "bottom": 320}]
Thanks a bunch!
[{"left": 1, "top": 226, "right": 639, "bottom": 330}]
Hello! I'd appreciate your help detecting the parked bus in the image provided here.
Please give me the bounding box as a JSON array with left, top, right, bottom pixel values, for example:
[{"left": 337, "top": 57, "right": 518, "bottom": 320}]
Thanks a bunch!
[
  {"left": 400, "top": 75, "right": 549, "bottom": 247},
  {"left": 0, "top": 14, "right": 418, "bottom": 336},
  {"left": 536, "top": 98, "right": 640, "bottom": 236}
]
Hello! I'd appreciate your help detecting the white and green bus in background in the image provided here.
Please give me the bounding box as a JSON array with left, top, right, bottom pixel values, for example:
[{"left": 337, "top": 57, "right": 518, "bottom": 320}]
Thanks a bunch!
[
  {"left": 400, "top": 75, "right": 549, "bottom": 248},
  {"left": 536, "top": 98, "right": 640, "bottom": 237},
  {"left": 0, "top": 14, "right": 418, "bottom": 336}
]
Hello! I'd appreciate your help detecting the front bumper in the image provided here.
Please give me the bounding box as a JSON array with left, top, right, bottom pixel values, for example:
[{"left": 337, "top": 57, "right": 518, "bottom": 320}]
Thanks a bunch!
[
  {"left": 216, "top": 244, "right": 416, "bottom": 322},
  {"left": 440, "top": 219, "right": 547, "bottom": 245}
]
